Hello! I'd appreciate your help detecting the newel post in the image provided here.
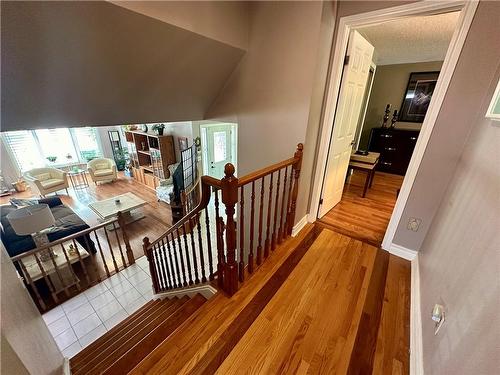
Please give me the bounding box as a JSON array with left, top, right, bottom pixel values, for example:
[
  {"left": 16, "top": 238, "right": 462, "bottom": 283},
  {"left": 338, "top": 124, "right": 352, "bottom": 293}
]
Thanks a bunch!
[
  {"left": 220, "top": 163, "right": 239, "bottom": 296},
  {"left": 287, "top": 143, "right": 304, "bottom": 235},
  {"left": 117, "top": 211, "right": 135, "bottom": 265},
  {"left": 143, "top": 237, "right": 159, "bottom": 293}
]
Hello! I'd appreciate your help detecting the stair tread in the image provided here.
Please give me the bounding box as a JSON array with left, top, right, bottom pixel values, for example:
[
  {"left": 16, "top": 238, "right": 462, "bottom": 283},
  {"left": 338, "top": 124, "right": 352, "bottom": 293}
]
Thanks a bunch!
[
  {"left": 104, "top": 294, "right": 208, "bottom": 375},
  {"left": 72, "top": 296, "right": 187, "bottom": 375}
]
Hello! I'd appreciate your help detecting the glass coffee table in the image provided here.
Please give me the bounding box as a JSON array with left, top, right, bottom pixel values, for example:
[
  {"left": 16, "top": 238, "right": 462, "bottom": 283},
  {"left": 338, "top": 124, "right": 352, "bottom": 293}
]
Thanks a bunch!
[
  {"left": 88, "top": 192, "right": 147, "bottom": 229},
  {"left": 68, "top": 168, "right": 89, "bottom": 190}
]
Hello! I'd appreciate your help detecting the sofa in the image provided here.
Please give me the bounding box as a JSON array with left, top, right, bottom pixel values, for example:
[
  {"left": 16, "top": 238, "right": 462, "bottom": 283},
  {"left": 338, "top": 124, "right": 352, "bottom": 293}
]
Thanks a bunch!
[
  {"left": 23, "top": 167, "right": 69, "bottom": 197},
  {"left": 87, "top": 158, "right": 117, "bottom": 184},
  {"left": 0, "top": 197, "right": 96, "bottom": 258}
]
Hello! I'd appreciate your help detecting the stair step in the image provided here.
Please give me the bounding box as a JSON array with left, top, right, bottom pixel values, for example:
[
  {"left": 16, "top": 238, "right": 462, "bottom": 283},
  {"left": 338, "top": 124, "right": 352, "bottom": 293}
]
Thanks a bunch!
[
  {"left": 104, "top": 294, "right": 207, "bottom": 374},
  {"left": 71, "top": 299, "right": 166, "bottom": 368},
  {"left": 72, "top": 297, "right": 186, "bottom": 375}
]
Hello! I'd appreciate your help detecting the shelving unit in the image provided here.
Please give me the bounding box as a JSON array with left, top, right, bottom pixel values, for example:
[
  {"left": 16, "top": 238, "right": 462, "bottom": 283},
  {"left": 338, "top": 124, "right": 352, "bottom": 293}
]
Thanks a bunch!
[{"left": 124, "top": 130, "right": 176, "bottom": 190}]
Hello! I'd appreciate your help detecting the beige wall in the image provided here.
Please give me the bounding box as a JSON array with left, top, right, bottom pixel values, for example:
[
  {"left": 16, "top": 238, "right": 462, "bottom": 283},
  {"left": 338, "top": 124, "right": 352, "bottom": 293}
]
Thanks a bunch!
[
  {"left": 1, "top": 1, "right": 244, "bottom": 131},
  {"left": 1, "top": 245, "right": 63, "bottom": 375},
  {"left": 418, "top": 65, "right": 500, "bottom": 374},
  {"left": 207, "top": 0, "right": 324, "bottom": 185},
  {"left": 393, "top": 1, "right": 500, "bottom": 250},
  {"left": 110, "top": 1, "right": 249, "bottom": 50},
  {"left": 358, "top": 61, "right": 443, "bottom": 150}
]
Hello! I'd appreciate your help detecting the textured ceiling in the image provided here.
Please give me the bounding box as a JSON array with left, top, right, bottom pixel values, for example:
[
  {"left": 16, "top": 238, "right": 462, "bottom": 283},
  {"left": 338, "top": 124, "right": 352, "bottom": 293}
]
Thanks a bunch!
[{"left": 358, "top": 11, "right": 460, "bottom": 66}]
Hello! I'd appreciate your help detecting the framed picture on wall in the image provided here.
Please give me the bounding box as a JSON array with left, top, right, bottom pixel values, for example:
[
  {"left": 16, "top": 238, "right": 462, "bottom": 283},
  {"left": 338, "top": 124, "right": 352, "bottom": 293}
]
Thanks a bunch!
[
  {"left": 399, "top": 71, "right": 440, "bottom": 122},
  {"left": 178, "top": 136, "right": 188, "bottom": 151}
]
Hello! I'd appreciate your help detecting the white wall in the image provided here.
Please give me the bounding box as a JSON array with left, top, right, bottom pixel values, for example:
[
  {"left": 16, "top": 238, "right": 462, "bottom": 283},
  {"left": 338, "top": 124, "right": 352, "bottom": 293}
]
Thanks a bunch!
[
  {"left": 1, "top": 245, "right": 64, "bottom": 375},
  {"left": 418, "top": 66, "right": 500, "bottom": 374}
]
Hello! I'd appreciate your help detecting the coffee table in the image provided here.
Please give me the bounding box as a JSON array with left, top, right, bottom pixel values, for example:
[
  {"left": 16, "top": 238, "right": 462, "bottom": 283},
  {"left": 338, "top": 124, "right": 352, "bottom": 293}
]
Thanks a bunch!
[{"left": 89, "top": 192, "right": 147, "bottom": 227}]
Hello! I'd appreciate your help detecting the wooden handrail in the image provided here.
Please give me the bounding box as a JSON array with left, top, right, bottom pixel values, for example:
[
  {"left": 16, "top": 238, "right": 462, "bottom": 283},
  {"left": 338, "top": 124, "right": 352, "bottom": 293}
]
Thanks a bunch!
[
  {"left": 10, "top": 217, "right": 119, "bottom": 261},
  {"left": 238, "top": 157, "right": 297, "bottom": 187}
]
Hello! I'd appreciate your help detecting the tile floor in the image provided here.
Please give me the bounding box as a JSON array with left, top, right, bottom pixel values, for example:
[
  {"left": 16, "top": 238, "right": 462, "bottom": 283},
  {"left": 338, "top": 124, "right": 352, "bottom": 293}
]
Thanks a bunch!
[{"left": 42, "top": 256, "right": 153, "bottom": 358}]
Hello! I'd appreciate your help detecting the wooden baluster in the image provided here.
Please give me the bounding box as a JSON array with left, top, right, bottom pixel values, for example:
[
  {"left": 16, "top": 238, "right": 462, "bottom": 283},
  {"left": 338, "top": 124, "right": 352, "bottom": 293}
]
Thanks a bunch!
[
  {"left": 143, "top": 237, "right": 159, "bottom": 293},
  {"left": 117, "top": 211, "right": 135, "bottom": 265},
  {"left": 18, "top": 259, "right": 46, "bottom": 310},
  {"left": 60, "top": 243, "right": 81, "bottom": 291},
  {"left": 214, "top": 188, "right": 225, "bottom": 288},
  {"left": 165, "top": 236, "right": 178, "bottom": 288},
  {"left": 154, "top": 244, "right": 167, "bottom": 291},
  {"left": 160, "top": 239, "right": 173, "bottom": 289},
  {"left": 196, "top": 214, "right": 207, "bottom": 283},
  {"left": 169, "top": 232, "right": 182, "bottom": 288},
  {"left": 287, "top": 144, "right": 304, "bottom": 235},
  {"left": 103, "top": 227, "right": 119, "bottom": 273},
  {"left": 47, "top": 247, "right": 70, "bottom": 297},
  {"left": 278, "top": 167, "right": 288, "bottom": 244},
  {"left": 220, "top": 163, "right": 239, "bottom": 296},
  {"left": 239, "top": 185, "right": 245, "bottom": 282},
  {"left": 176, "top": 228, "right": 188, "bottom": 286},
  {"left": 271, "top": 169, "right": 281, "bottom": 251},
  {"left": 285, "top": 162, "right": 294, "bottom": 239},
  {"left": 188, "top": 218, "right": 200, "bottom": 284},
  {"left": 248, "top": 181, "right": 256, "bottom": 274},
  {"left": 182, "top": 223, "right": 194, "bottom": 285},
  {"left": 256, "top": 177, "right": 265, "bottom": 266},
  {"left": 93, "top": 231, "right": 110, "bottom": 278},
  {"left": 84, "top": 234, "right": 101, "bottom": 283},
  {"left": 112, "top": 222, "right": 127, "bottom": 268},
  {"left": 264, "top": 172, "right": 274, "bottom": 258},
  {"left": 204, "top": 207, "right": 214, "bottom": 281},
  {"left": 72, "top": 239, "right": 91, "bottom": 285},
  {"left": 33, "top": 253, "right": 58, "bottom": 303}
]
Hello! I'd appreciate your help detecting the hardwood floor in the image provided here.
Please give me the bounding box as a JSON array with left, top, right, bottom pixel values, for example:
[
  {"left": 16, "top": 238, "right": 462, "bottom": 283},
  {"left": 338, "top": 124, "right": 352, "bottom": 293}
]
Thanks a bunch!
[
  {"left": 319, "top": 170, "right": 404, "bottom": 246},
  {"left": 129, "top": 225, "right": 410, "bottom": 375},
  {"left": 0, "top": 172, "right": 172, "bottom": 260}
]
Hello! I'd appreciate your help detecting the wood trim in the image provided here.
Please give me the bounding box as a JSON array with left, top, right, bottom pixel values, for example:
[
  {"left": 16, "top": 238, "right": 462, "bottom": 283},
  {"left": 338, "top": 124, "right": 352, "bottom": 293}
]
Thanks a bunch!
[
  {"left": 389, "top": 243, "right": 417, "bottom": 261},
  {"left": 309, "top": 0, "right": 479, "bottom": 252},
  {"left": 185, "top": 225, "right": 322, "bottom": 374},
  {"left": 238, "top": 157, "right": 296, "bottom": 186}
]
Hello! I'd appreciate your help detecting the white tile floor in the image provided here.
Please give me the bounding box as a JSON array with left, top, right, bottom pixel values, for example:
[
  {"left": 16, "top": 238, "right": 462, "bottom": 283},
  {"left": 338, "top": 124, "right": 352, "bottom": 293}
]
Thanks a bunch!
[{"left": 43, "top": 256, "right": 153, "bottom": 358}]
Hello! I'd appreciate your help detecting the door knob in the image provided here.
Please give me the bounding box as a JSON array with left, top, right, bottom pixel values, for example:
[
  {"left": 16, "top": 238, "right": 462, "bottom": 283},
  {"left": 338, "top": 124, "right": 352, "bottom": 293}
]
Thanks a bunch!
[{"left": 350, "top": 140, "right": 355, "bottom": 146}]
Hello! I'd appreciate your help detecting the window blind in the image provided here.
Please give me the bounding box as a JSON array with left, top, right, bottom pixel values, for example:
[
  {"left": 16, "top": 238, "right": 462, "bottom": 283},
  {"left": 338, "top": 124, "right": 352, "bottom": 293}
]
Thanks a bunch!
[{"left": 2, "top": 130, "right": 43, "bottom": 172}]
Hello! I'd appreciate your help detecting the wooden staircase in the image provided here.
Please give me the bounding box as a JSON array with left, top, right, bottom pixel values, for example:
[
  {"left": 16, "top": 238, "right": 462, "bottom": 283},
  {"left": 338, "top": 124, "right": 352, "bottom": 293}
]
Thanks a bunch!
[{"left": 69, "top": 294, "right": 207, "bottom": 375}]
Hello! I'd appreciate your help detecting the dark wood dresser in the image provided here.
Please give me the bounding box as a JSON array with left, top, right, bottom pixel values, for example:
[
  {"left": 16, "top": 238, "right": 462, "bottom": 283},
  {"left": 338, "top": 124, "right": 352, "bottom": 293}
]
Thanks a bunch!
[{"left": 367, "top": 127, "right": 420, "bottom": 175}]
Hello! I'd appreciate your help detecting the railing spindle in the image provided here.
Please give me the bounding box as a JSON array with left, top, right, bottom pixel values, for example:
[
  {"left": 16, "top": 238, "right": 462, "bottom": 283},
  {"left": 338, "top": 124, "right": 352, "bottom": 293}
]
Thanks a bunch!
[
  {"left": 214, "top": 188, "right": 225, "bottom": 288},
  {"left": 155, "top": 244, "right": 167, "bottom": 290},
  {"left": 257, "top": 177, "right": 265, "bottom": 266},
  {"left": 264, "top": 172, "right": 274, "bottom": 258},
  {"left": 165, "top": 235, "right": 178, "bottom": 288},
  {"left": 60, "top": 243, "right": 81, "bottom": 291},
  {"left": 239, "top": 185, "right": 245, "bottom": 282},
  {"left": 103, "top": 228, "right": 120, "bottom": 273},
  {"left": 182, "top": 223, "right": 194, "bottom": 285},
  {"left": 117, "top": 211, "right": 135, "bottom": 265},
  {"left": 176, "top": 228, "right": 188, "bottom": 286},
  {"left": 271, "top": 169, "right": 281, "bottom": 251},
  {"left": 72, "top": 239, "right": 91, "bottom": 285},
  {"left": 204, "top": 208, "right": 214, "bottom": 280},
  {"left": 84, "top": 234, "right": 101, "bottom": 283},
  {"left": 112, "top": 222, "right": 127, "bottom": 268},
  {"left": 278, "top": 166, "right": 288, "bottom": 244},
  {"left": 143, "top": 237, "right": 159, "bottom": 293},
  {"left": 160, "top": 239, "right": 173, "bottom": 290},
  {"left": 169, "top": 233, "right": 182, "bottom": 288},
  {"left": 196, "top": 214, "right": 207, "bottom": 283},
  {"left": 93, "top": 231, "right": 110, "bottom": 278},
  {"left": 287, "top": 144, "right": 303, "bottom": 235},
  {"left": 188, "top": 218, "right": 200, "bottom": 284},
  {"left": 285, "top": 162, "right": 294, "bottom": 238},
  {"left": 34, "top": 253, "right": 58, "bottom": 303},
  {"left": 18, "top": 259, "right": 46, "bottom": 310},
  {"left": 47, "top": 247, "right": 70, "bottom": 297},
  {"left": 248, "top": 181, "right": 255, "bottom": 274}
]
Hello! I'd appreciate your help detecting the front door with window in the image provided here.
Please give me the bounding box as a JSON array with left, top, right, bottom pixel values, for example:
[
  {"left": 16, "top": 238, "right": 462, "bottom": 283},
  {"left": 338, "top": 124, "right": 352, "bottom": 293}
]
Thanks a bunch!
[{"left": 205, "top": 125, "right": 234, "bottom": 179}]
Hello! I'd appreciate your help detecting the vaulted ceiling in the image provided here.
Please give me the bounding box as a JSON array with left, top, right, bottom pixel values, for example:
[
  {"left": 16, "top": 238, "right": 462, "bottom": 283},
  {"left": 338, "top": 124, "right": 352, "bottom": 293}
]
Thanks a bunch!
[{"left": 1, "top": 1, "right": 246, "bottom": 131}]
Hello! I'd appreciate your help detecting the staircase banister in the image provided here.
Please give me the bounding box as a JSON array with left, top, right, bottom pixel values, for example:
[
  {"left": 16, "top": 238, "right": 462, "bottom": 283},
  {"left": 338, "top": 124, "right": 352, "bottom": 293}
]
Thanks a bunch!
[
  {"left": 238, "top": 157, "right": 297, "bottom": 187},
  {"left": 146, "top": 176, "right": 218, "bottom": 249}
]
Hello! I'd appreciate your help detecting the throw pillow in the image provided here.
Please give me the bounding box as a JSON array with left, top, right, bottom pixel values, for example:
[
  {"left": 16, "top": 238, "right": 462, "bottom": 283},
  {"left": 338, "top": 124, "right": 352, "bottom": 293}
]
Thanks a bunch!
[{"left": 35, "top": 172, "right": 51, "bottom": 181}]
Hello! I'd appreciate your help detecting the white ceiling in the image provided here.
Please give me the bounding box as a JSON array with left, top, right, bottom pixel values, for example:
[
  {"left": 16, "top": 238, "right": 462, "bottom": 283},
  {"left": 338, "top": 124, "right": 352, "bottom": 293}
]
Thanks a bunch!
[{"left": 358, "top": 11, "right": 460, "bottom": 66}]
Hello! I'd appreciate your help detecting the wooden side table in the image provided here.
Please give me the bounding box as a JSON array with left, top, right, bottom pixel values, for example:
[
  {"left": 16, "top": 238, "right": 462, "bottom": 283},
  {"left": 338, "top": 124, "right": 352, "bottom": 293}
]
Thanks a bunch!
[
  {"left": 348, "top": 152, "right": 380, "bottom": 198},
  {"left": 68, "top": 169, "right": 89, "bottom": 190}
]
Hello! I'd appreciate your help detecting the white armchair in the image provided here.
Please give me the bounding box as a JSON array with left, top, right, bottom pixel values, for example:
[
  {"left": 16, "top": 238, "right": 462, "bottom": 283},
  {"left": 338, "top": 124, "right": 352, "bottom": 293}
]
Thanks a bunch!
[
  {"left": 23, "top": 167, "right": 69, "bottom": 197},
  {"left": 87, "top": 158, "right": 117, "bottom": 184}
]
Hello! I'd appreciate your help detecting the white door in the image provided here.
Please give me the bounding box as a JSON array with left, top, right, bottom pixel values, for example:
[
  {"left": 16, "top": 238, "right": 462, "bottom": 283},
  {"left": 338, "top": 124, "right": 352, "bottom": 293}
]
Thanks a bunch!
[
  {"left": 205, "top": 125, "right": 234, "bottom": 178},
  {"left": 319, "top": 30, "right": 374, "bottom": 217}
]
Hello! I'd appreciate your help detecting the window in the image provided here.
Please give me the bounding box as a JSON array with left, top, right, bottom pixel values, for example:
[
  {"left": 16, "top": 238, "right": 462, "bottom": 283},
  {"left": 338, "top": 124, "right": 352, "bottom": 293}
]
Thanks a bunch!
[{"left": 2, "top": 127, "right": 103, "bottom": 172}]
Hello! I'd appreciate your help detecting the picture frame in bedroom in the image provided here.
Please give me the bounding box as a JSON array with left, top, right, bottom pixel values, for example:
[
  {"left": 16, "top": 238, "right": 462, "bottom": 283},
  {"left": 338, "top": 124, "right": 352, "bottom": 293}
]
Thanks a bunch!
[
  {"left": 399, "top": 71, "right": 440, "bottom": 123},
  {"left": 178, "top": 137, "right": 188, "bottom": 152}
]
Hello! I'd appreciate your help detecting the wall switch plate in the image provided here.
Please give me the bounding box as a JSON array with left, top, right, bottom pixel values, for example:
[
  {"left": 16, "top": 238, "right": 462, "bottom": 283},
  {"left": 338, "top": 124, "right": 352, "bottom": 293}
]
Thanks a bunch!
[{"left": 407, "top": 217, "right": 422, "bottom": 232}]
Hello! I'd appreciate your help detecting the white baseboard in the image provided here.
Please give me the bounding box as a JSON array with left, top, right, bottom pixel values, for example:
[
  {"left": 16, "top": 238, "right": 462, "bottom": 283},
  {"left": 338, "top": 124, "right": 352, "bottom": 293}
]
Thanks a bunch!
[
  {"left": 63, "top": 358, "right": 71, "bottom": 375},
  {"left": 291, "top": 215, "right": 309, "bottom": 237},
  {"left": 410, "top": 255, "right": 424, "bottom": 375},
  {"left": 153, "top": 284, "right": 218, "bottom": 300},
  {"left": 388, "top": 243, "right": 418, "bottom": 261}
]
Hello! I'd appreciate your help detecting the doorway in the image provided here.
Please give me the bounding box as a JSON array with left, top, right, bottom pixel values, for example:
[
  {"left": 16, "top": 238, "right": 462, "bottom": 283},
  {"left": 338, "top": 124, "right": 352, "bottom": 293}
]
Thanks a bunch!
[
  {"left": 311, "top": 1, "right": 477, "bottom": 249},
  {"left": 200, "top": 123, "right": 237, "bottom": 179}
]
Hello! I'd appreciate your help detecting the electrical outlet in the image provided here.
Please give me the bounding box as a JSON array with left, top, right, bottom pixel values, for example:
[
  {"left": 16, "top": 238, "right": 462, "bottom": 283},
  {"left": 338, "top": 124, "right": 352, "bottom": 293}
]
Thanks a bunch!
[{"left": 407, "top": 217, "right": 422, "bottom": 232}]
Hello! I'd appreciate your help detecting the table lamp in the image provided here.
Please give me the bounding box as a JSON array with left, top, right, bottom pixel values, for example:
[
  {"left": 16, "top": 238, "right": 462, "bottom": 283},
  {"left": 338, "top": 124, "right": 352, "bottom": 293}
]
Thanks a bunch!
[{"left": 7, "top": 203, "right": 57, "bottom": 261}]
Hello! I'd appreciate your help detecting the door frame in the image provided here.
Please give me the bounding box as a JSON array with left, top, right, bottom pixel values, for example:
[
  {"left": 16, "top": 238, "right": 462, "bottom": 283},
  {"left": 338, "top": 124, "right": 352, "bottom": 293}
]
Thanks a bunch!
[
  {"left": 200, "top": 122, "right": 238, "bottom": 177},
  {"left": 309, "top": 0, "right": 478, "bottom": 252}
]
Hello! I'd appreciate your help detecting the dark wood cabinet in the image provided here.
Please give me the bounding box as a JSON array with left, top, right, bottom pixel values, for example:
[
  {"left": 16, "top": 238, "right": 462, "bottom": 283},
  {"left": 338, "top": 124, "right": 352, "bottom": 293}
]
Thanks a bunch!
[{"left": 367, "top": 127, "right": 419, "bottom": 175}]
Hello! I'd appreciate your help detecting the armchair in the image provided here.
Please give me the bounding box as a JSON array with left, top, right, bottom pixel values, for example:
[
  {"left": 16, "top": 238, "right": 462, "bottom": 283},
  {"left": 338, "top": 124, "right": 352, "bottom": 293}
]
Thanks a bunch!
[
  {"left": 87, "top": 158, "right": 117, "bottom": 184},
  {"left": 23, "top": 167, "right": 69, "bottom": 197}
]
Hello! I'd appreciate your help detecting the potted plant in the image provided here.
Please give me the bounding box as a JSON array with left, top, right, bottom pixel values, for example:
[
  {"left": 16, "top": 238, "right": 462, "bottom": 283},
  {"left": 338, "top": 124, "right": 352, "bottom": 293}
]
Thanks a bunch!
[
  {"left": 46, "top": 156, "right": 57, "bottom": 163},
  {"left": 152, "top": 123, "right": 165, "bottom": 136},
  {"left": 115, "top": 148, "right": 129, "bottom": 171}
]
